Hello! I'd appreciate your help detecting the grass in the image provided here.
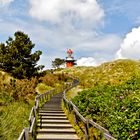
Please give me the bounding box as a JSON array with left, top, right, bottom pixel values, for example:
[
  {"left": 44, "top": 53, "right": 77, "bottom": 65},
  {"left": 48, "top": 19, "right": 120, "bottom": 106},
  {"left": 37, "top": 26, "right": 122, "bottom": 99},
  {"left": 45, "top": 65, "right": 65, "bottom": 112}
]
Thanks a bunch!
[
  {"left": 61, "top": 59, "right": 140, "bottom": 139},
  {"left": 36, "top": 83, "right": 53, "bottom": 94},
  {"left": 63, "top": 59, "right": 140, "bottom": 89},
  {"left": 0, "top": 101, "right": 33, "bottom": 140},
  {"left": 0, "top": 70, "right": 72, "bottom": 139},
  {"left": 66, "top": 86, "right": 83, "bottom": 100},
  {"left": 62, "top": 102, "right": 84, "bottom": 140}
]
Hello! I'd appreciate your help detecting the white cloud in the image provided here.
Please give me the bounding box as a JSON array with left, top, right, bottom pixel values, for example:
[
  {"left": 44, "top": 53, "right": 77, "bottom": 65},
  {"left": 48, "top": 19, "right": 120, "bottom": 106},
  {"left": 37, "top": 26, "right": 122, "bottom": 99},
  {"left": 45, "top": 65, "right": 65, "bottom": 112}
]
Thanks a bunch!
[
  {"left": 20, "top": 22, "right": 121, "bottom": 68},
  {"left": 0, "top": 18, "right": 122, "bottom": 69},
  {"left": 76, "top": 34, "right": 121, "bottom": 54},
  {"left": 116, "top": 26, "right": 140, "bottom": 59},
  {"left": 0, "top": 0, "right": 123, "bottom": 69},
  {"left": 29, "top": 0, "right": 104, "bottom": 26},
  {"left": 77, "top": 57, "right": 98, "bottom": 66},
  {"left": 0, "top": 0, "right": 13, "bottom": 6}
]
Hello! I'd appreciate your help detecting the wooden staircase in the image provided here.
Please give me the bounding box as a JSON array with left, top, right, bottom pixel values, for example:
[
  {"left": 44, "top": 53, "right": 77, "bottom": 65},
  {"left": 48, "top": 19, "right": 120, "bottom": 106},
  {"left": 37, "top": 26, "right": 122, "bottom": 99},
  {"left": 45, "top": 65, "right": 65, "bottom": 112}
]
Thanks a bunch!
[{"left": 36, "top": 92, "right": 80, "bottom": 140}]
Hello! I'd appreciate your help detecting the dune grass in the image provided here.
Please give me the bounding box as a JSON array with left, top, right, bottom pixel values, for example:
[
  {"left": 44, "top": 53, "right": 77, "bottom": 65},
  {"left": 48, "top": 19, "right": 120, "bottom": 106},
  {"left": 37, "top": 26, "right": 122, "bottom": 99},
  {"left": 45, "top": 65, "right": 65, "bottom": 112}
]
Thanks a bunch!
[{"left": 0, "top": 101, "right": 33, "bottom": 140}]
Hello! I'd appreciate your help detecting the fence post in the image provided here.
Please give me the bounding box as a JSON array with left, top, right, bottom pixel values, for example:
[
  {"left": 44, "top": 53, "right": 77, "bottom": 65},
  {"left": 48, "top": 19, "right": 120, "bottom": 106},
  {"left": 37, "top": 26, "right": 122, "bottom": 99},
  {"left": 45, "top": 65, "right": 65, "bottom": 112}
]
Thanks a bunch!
[
  {"left": 43, "top": 95, "right": 45, "bottom": 103},
  {"left": 73, "top": 111, "right": 78, "bottom": 125},
  {"left": 67, "top": 101, "right": 70, "bottom": 112},
  {"left": 85, "top": 119, "right": 89, "bottom": 140},
  {"left": 45, "top": 93, "right": 47, "bottom": 102},
  {"left": 24, "top": 128, "right": 29, "bottom": 140},
  {"left": 68, "top": 102, "right": 73, "bottom": 112},
  {"left": 28, "top": 131, "right": 32, "bottom": 140}
]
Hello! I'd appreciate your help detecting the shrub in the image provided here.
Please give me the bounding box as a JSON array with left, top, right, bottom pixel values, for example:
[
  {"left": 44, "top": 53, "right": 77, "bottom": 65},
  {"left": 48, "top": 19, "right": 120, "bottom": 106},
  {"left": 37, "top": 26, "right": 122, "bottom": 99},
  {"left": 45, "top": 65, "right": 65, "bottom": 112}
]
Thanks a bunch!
[{"left": 72, "top": 78, "right": 140, "bottom": 139}]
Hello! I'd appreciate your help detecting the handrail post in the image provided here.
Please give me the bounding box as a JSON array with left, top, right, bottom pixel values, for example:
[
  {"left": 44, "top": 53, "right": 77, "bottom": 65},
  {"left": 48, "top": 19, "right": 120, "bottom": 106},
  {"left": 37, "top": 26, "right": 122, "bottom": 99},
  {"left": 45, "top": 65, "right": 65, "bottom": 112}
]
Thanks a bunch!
[
  {"left": 67, "top": 101, "right": 70, "bottom": 112},
  {"left": 85, "top": 119, "right": 89, "bottom": 140},
  {"left": 28, "top": 131, "right": 32, "bottom": 140},
  {"left": 68, "top": 101, "right": 73, "bottom": 112},
  {"left": 43, "top": 95, "right": 45, "bottom": 103},
  {"left": 45, "top": 93, "right": 47, "bottom": 102},
  {"left": 25, "top": 128, "right": 29, "bottom": 140},
  {"left": 73, "top": 111, "right": 78, "bottom": 125}
]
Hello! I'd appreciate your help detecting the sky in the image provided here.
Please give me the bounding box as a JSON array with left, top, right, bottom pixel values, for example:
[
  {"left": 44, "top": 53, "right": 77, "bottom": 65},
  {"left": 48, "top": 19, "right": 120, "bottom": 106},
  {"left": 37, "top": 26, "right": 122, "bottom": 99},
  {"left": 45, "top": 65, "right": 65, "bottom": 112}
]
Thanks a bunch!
[{"left": 0, "top": 0, "right": 140, "bottom": 69}]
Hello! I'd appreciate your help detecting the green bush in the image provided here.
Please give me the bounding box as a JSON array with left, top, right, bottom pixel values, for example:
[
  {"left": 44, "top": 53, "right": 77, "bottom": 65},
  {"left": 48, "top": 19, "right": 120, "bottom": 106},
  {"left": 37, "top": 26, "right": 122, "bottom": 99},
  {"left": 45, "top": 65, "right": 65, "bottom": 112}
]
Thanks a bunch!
[
  {"left": 72, "top": 78, "right": 140, "bottom": 139},
  {"left": 36, "top": 83, "right": 53, "bottom": 94}
]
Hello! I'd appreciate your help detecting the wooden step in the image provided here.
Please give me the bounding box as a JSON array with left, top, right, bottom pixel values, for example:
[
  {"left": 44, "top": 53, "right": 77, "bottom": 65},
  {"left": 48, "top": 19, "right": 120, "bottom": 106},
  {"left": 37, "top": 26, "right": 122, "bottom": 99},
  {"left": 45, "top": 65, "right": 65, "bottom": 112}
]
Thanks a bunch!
[
  {"left": 39, "top": 113, "right": 65, "bottom": 116},
  {"left": 40, "top": 107, "right": 62, "bottom": 110},
  {"left": 36, "top": 134, "right": 80, "bottom": 140},
  {"left": 36, "top": 92, "right": 79, "bottom": 140},
  {"left": 40, "top": 108, "right": 63, "bottom": 111},
  {"left": 37, "top": 123, "right": 73, "bottom": 128},
  {"left": 41, "top": 105, "right": 61, "bottom": 108},
  {"left": 37, "top": 128, "right": 76, "bottom": 134},
  {"left": 39, "top": 109, "right": 62, "bottom": 111},
  {"left": 38, "top": 119, "right": 69, "bottom": 124},
  {"left": 39, "top": 110, "right": 64, "bottom": 113},
  {"left": 39, "top": 116, "right": 67, "bottom": 120}
]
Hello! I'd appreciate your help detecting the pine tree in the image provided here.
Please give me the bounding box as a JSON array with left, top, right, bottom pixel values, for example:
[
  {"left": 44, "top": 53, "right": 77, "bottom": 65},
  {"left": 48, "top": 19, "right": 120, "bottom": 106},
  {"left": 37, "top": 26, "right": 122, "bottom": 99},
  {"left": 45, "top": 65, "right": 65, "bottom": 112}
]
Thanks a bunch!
[
  {"left": 52, "top": 58, "right": 65, "bottom": 69},
  {"left": 0, "top": 31, "right": 44, "bottom": 79}
]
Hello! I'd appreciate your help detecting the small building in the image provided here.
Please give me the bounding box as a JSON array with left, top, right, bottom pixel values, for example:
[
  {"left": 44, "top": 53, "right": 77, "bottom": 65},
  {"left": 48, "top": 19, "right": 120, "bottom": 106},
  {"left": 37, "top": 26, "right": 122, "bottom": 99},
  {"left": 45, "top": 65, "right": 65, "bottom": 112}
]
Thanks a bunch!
[{"left": 65, "top": 49, "right": 76, "bottom": 68}]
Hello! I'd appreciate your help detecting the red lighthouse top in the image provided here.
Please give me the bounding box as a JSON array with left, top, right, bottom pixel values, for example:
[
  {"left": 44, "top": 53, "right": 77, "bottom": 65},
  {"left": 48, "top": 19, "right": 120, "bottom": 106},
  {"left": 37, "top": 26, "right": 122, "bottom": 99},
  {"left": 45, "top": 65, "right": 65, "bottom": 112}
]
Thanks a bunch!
[
  {"left": 67, "top": 49, "right": 73, "bottom": 55},
  {"left": 65, "top": 49, "right": 76, "bottom": 67}
]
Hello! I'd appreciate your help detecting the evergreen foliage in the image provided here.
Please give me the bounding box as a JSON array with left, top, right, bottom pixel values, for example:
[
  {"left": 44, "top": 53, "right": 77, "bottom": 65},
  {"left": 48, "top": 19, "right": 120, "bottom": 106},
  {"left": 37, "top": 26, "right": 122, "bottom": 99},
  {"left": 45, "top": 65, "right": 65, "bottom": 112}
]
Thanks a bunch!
[
  {"left": 52, "top": 58, "right": 65, "bottom": 68},
  {"left": 0, "top": 31, "right": 44, "bottom": 79}
]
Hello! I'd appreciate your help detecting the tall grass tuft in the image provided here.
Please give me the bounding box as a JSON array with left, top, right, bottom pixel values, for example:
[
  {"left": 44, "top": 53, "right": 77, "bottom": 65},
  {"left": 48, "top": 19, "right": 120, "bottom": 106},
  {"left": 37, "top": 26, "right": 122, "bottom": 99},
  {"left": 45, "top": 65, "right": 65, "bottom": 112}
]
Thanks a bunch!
[{"left": 0, "top": 102, "right": 33, "bottom": 140}]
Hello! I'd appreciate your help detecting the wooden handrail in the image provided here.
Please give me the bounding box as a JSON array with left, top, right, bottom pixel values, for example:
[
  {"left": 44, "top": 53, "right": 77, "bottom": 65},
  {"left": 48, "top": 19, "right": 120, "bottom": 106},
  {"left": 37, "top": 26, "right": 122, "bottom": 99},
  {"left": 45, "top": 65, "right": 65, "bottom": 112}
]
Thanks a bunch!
[
  {"left": 18, "top": 88, "right": 56, "bottom": 140},
  {"left": 88, "top": 119, "right": 109, "bottom": 134},
  {"left": 18, "top": 129, "right": 26, "bottom": 140},
  {"left": 18, "top": 128, "right": 29, "bottom": 140},
  {"left": 63, "top": 80, "right": 116, "bottom": 140},
  {"left": 29, "top": 118, "right": 36, "bottom": 134},
  {"left": 104, "top": 133, "right": 116, "bottom": 140},
  {"left": 28, "top": 107, "right": 34, "bottom": 123}
]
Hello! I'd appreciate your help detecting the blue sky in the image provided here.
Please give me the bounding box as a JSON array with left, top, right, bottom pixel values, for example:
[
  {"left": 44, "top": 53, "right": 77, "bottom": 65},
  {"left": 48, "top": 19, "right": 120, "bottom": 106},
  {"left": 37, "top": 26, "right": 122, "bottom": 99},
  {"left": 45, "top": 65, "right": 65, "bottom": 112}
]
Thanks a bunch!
[
  {"left": 0, "top": 0, "right": 140, "bottom": 68},
  {"left": 99, "top": 0, "right": 140, "bottom": 34}
]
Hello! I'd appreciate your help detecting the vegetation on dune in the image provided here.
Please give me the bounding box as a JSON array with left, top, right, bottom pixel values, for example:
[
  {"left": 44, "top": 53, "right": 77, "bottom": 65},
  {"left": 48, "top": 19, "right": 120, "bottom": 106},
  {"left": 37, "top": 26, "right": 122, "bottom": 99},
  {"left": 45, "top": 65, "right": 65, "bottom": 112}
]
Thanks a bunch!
[
  {"left": 72, "top": 78, "right": 140, "bottom": 139},
  {"left": 38, "top": 72, "right": 72, "bottom": 92},
  {"left": 0, "top": 71, "right": 37, "bottom": 139},
  {"left": 0, "top": 70, "right": 71, "bottom": 140},
  {"left": 64, "top": 59, "right": 140, "bottom": 88},
  {"left": 0, "top": 102, "right": 32, "bottom": 140},
  {"left": 0, "top": 72, "right": 37, "bottom": 105},
  {"left": 63, "top": 59, "right": 140, "bottom": 140}
]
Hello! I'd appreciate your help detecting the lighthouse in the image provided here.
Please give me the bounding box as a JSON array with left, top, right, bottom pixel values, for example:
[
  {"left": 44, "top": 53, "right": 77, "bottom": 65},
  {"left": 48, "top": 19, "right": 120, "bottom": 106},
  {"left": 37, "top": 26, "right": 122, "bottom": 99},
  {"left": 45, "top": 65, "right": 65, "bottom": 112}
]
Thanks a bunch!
[{"left": 65, "top": 49, "right": 76, "bottom": 68}]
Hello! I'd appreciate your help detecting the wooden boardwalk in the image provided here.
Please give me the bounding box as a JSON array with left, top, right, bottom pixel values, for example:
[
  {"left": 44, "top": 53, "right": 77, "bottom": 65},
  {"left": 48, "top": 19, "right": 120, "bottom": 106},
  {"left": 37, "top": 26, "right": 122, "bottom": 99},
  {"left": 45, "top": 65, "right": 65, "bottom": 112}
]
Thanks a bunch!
[
  {"left": 36, "top": 92, "right": 80, "bottom": 140},
  {"left": 18, "top": 80, "right": 116, "bottom": 140}
]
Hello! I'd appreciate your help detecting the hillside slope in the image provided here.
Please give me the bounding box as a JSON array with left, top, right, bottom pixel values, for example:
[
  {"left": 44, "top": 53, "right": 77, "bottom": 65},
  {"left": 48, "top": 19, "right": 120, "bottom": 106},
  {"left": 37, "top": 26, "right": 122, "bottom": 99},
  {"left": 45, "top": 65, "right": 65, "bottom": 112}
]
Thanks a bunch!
[
  {"left": 64, "top": 59, "right": 140, "bottom": 88},
  {"left": 62, "top": 59, "right": 140, "bottom": 140},
  {"left": 0, "top": 70, "right": 71, "bottom": 140}
]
